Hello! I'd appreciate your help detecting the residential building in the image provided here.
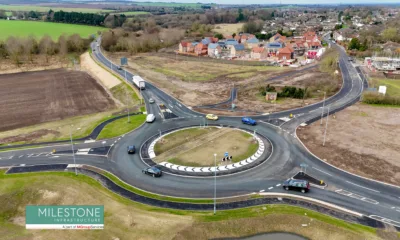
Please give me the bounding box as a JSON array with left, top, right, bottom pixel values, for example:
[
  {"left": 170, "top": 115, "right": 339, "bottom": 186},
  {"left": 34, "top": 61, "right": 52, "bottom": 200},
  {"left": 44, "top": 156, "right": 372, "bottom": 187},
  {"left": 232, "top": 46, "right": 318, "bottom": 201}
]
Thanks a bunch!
[
  {"left": 266, "top": 42, "right": 283, "bottom": 56},
  {"left": 225, "top": 39, "right": 239, "bottom": 49},
  {"left": 208, "top": 43, "right": 222, "bottom": 58},
  {"left": 231, "top": 44, "right": 246, "bottom": 57},
  {"left": 277, "top": 46, "right": 294, "bottom": 60},
  {"left": 251, "top": 47, "right": 268, "bottom": 60},
  {"left": 235, "top": 33, "right": 255, "bottom": 44},
  {"left": 195, "top": 43, "right": 208, "bottom": 56},
  {"left": 179, "top": 41, "right": 190, "bottom": 52},
  {"left": 245, "top": 37, "right": 260, "bottom": 49}
]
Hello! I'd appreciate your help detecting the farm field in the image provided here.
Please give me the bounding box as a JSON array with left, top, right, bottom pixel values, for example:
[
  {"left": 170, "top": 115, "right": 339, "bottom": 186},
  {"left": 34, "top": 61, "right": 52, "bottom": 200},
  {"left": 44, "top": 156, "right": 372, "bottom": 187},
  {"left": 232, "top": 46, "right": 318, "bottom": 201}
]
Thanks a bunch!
[
  {"left": 214, "top": 23, "right": 245, "bottom": 36},
  {"left": 375, "top": 78, "right": 400, "bottom": 97},
  {"left": 0, "top": 20, "right": 106, "bottom": 40},
  {"left": 115, "top": 11, "right": 150, "bottom": 16},
  {"left": 133, "top": 2, "right": 204, "bottom": 7},
  {"left": 0, "top": 69, "right": 115, "bottom": 132},
  {"left": 0, "top": 4, "right": 112, "bottom": 13}
]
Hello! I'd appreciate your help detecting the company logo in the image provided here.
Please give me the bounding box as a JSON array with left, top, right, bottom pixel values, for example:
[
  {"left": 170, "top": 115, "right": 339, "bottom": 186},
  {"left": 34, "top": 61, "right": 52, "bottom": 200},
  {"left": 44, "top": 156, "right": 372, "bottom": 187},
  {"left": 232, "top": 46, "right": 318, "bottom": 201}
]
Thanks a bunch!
[{"left": 26, "top": 205, "right": 104, "bottom": 229}]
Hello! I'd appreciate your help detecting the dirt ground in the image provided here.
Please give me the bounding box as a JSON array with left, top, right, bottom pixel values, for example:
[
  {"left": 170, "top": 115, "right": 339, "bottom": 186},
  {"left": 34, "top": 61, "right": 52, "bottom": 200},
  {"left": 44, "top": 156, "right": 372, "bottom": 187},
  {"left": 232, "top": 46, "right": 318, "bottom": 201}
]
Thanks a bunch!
[
  {"left": 0, "top": 68, "right": 116, "bottom": 132},
  {"left": 106, "top": 52, "right": 339, "bottom": 115},
  {"left": 80, "top": 52, "right": 121, "bottom": 89},
  {"left": 213, "top": 23, "right": 245, "bottom": 36},
  {"left": 297, "top": 103, "right": 400, "bottom": 185},
  {"left": 155, "top": 127, "right": 257, "bottom": 166}
]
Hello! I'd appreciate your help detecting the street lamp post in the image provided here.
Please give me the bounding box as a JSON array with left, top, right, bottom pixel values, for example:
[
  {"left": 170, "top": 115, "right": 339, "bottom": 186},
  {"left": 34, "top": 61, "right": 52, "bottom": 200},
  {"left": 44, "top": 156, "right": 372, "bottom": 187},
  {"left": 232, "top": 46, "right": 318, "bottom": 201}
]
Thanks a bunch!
[
  {"left": 69, "top": 125, "right": 77, "bottom": 176},
  {"left": 323, "top": 106, "right": 330, "bottom": 146},
  {"left": 213, "top": 153, "right": 217, "bottom": 215},
  {"left": 320, "top": 91, "right": 326, "bottom": 125}
]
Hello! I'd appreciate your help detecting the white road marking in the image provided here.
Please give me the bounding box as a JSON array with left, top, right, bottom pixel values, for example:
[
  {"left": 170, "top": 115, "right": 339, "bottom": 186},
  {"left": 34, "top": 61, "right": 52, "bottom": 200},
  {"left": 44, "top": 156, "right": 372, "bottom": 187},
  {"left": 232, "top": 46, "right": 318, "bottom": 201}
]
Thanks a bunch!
[
  {"left": 49, "top": 156, "right": 59, "bottom": 158},
  {"left": 312, "top": 167, "right": 332, "bottom": 176},
  {"left": 8, "top": 156, "right": 14, "bottom": 159},
  {"left": 268, "top": 187, "right": 273, "bottom": 190},
  {"left": 118, "top": 138, "right": 121, "bottom": 141},
  {"left": 18, "top": 155, "right": 24, "bottom": 158},
  {"left": 276, "top": 184, "right": 281, "bottom": 187},
  {"left": 345, "top": 181, "right": 380, "bottom": 193},
  {"left": 259, "top": 190, "right": 265, "bottom": 193},
  {"left": 27, "top": 154, "right": 35, "bottom": 158},
  {"left": 369, "top": 215, "right": 400, "bottom": 228},
  {"left": 177, "top": 103, "right": 181, "bottom": 107},
  {"left": 102, "top": 141, "right": 107, "bottom": 144},
  {"left": 336, "top": 189, "right": 379, "bottom": 204},
  {"left": 20, "top": 164, "right": 26, "bottom": 166}
]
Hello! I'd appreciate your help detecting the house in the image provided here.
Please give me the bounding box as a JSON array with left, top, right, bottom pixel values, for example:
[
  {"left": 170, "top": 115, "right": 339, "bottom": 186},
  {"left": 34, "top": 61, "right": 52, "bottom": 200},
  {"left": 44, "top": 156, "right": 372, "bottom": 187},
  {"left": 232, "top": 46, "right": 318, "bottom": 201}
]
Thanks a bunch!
[
  {"left": 217, "top": 40, "right": 226, "bottom": 49},
  {"left": 195, "top": 43, "right": 208, "bottom": 56},
  {"left": 266, "top": 42, "right": 283, "bottom": 56},
  {"left": 269, "top": 33, "right": 286, "bottom": 43},
  {"left": 277, "top": 46, "right": 294, "bottom": 60},
  {"left": 187, "top": 42, "right": 198, "bottom": 53},
  {"left": 245, "top": 37, "right": 260, "bottom": 49},
  {"left": 235, "top": 33, "right": 255, "bottom": 44},
  {"left": 230, "top": 44, "right": 246, "bottom": 57},
  {"left": 251, "top": 47, "right": 268, "bottom": 60},
  {"left": 333, "top": 29, "right": 356, "bottom": 42},
  {"left": 208, "top": 43, "right": 222, "bottom": 58},
  {"left": 225, "top": 39, "right": 239, "bottom": 49},
  {"left": 179, "top": 41, "right": 190, "bottom": 53},
  {"left": 201, "top": 37, "right": 218, "bottom": 45}
]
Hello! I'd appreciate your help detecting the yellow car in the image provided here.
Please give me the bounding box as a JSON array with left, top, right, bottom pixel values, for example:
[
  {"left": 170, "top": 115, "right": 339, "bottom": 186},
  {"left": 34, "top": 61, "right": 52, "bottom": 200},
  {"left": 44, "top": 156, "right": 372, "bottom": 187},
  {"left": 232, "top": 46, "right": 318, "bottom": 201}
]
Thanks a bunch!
[{"left": 206, "top": 114, "right": 218, "bottom": 121}]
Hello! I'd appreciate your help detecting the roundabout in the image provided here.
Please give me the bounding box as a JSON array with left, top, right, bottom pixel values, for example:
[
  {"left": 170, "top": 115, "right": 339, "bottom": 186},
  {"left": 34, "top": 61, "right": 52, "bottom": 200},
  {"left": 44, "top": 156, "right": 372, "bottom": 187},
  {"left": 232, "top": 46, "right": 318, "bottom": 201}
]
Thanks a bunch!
[{"left": 142, "top": 126, "right": 272, "bottom": 176}]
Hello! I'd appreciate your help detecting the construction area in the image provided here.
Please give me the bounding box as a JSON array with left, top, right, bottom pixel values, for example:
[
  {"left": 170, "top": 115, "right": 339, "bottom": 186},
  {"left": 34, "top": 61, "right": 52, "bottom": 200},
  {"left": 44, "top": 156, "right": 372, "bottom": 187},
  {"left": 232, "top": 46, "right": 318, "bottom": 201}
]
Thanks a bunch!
[
  {"left": 297, "top": 103, "right": 400, "bottom": 185},
  {"left": 0, "top": 69, "right": 116, "bottom": 132}
]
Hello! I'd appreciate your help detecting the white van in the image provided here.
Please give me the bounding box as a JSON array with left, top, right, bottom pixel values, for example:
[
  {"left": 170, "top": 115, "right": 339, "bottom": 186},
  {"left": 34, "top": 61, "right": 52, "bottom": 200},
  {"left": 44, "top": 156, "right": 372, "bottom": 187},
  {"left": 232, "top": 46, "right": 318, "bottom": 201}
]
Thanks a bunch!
[{"left": 146, "top": 114, "right": 155, "bottom": 123}]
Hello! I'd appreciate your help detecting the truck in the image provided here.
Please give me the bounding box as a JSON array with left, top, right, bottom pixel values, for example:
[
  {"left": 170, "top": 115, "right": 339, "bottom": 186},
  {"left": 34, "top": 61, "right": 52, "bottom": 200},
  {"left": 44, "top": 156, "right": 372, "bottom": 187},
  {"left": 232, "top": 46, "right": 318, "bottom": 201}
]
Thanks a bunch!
[{"left": 132, "top": 76, "right": 146, "bottom": 90}]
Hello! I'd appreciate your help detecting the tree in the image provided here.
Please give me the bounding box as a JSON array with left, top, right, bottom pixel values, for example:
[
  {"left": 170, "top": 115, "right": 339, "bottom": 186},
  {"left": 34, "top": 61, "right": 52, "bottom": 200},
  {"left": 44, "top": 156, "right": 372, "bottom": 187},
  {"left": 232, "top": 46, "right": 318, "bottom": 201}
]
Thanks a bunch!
[
  {"left": 348, "top": 38, "right": 360, "bottom": 50},
  {"left": 39, "top": 35, "right": 56, "bottom": 63},
  {"left": 382, "top": 27, "right": 398, "bottom": 43},
  {"left": 214, "top": 33, "right": 223, "bottom": 39},
  {"left": 6, "top": 37, "right": 24, "bottom": 67},
  {"left": 0, "top": 10, "right": 6, "bottom": 19},
  {"left": 24, "top": 36, "right": 38, "bottom": 63},
  {"left": 232, "top": 33, "right": 236, "bottom": 38},
  {"left": 237, "top": 8, "right": 244, "bottom": 22}
]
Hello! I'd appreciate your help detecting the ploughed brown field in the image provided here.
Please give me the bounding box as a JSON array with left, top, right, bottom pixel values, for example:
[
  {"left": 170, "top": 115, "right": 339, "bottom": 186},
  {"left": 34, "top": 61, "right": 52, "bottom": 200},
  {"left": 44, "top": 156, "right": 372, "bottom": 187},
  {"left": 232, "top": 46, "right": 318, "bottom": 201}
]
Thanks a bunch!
[{"left": 0, "top": 69, "right": 115, "bottom": 132}]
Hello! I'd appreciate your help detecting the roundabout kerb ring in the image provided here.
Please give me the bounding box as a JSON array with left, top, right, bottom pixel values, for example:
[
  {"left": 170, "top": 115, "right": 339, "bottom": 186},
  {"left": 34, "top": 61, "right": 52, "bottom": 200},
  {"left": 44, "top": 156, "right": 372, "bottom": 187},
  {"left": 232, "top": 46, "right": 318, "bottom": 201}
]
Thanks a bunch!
[{"left": 140, "top": 124, "right": 273, "bottom": 177}]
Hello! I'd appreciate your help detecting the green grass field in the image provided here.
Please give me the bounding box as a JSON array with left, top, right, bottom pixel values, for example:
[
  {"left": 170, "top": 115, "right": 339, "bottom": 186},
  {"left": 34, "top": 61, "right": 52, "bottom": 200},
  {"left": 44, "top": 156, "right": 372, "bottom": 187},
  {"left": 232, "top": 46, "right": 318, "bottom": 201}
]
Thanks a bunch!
[
  {"left": 0, "top": 4, "right": 112, "bottom": 13},
  {"left": 133, "top": 2, "right": 203, "bottom": 7},
  {"left": 378, "top": 78, "right": 400, "bottom": 97},
  {"left": 0, "top": 20, "right": 106, "bottom": 40},
  {"left": 97, "top": 114, "right": 146, "bottom": 140},
  {"left": 114, "top": 11, "right": 150, "bottom": 16}
]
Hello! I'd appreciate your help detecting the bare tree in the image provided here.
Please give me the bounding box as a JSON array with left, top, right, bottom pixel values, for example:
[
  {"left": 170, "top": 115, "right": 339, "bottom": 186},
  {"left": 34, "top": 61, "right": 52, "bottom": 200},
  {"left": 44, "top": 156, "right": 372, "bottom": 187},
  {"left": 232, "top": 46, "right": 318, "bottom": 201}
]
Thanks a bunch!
[
  {"left": 24, "top": 35, "right": 38, "bottom": 63},
  {"left": 6, "top": 37, "right": 24, "bottom": 67},
  {"left": 39, "top": 35, "right": 56, "bottom": 63}
]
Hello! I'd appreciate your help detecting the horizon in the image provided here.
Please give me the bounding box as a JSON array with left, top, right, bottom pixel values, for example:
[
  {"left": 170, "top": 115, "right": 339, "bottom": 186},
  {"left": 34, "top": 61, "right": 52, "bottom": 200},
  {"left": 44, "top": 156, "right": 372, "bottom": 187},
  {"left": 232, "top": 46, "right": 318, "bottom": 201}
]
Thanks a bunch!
[{"left": 128, "top": 0, "right": 400, "bottom": 5}]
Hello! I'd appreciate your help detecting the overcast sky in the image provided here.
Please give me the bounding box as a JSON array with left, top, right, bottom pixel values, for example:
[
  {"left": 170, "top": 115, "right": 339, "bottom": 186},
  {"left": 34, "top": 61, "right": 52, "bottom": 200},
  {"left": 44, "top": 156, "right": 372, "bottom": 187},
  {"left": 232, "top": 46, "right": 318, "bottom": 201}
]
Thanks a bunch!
[{"left": 131, "top": 0, "right": 400, "bottom": 4}]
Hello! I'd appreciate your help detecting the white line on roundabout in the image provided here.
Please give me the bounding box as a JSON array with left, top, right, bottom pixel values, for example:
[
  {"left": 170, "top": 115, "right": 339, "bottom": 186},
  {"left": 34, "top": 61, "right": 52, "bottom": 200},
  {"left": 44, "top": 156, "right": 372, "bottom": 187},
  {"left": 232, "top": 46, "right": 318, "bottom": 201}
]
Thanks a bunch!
[{"left": 345, "top": 181, "right": 380, "bottom": 193}]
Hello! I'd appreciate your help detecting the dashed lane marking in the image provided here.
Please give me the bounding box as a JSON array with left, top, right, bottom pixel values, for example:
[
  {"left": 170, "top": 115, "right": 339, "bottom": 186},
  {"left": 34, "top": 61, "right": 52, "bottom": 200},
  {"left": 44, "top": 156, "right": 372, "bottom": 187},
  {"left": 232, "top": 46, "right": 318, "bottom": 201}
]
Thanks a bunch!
[
  {"left": 259, "top": 190, "right": 265, "bottom": 193},
  {"left": 268, "top": 187, "right": 273, "bottom": 190},
  {"left": 18, "top": 155, "right": 24, "bottom": 158},
  {"left": 345, "top": 181, "right": 380, "bottom": 193},
  {"left": 336, "top": 189, "right": 379, "bottom": 205},
  {"left": 276, "top": 184, "right": 281, "bottom": 187},
  {"left": 369, "top": 215, "right": 400, "bottom": 228}
]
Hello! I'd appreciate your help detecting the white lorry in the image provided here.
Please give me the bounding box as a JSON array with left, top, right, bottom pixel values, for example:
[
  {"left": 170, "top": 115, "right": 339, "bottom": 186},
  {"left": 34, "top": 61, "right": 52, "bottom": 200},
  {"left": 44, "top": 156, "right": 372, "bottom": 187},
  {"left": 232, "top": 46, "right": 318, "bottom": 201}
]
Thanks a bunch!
[{"left": 132, "top": 76, "right": 146, "bottom": 90}]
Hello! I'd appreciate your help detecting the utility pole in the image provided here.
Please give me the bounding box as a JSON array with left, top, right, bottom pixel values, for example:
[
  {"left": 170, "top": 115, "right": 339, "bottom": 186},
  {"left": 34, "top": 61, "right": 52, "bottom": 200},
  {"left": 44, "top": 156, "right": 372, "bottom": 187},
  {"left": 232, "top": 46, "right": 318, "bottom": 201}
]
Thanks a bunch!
[
  {"left": 320, "top": 91, "right": 326, "bottom": 125},
  {"left": 69, "top": 125, "right": 77, "bottom": 176},
  {"left": 213, "top": 153, "right": 217, "bottom": 215},
  {"left": 323, "top": 106, "right": 330, "bottom": 146}
]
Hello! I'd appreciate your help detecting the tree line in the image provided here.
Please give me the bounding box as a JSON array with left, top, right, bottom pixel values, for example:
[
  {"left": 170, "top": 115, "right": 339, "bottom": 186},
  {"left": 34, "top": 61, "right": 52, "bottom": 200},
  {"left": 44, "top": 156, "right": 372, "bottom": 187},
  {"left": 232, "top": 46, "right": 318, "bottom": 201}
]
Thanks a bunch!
[{"left": 0, "top": 34, "right": 92, "bottom": 67}]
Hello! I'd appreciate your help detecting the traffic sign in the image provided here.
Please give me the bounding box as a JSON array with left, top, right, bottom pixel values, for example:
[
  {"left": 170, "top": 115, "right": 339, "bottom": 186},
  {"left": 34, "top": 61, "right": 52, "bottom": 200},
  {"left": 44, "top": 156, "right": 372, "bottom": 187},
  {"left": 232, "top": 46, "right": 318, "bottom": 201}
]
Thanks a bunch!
[{"left": 224, "top": 152, "right": 229, "bottom": 157}]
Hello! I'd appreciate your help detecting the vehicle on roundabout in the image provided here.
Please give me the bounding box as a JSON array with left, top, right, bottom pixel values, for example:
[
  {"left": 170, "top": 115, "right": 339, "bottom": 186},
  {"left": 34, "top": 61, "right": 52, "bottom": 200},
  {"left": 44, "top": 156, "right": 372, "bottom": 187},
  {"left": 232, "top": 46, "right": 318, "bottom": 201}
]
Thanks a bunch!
[
  {"left": 146, "top": 114, "right": 156, "bottom": 123},
  {"left": 206, "top": 114, "right": 218, "bottom": 121},
  {"left": 242, "top": 117, "right": 257, "bottom": 125},
  {"left": 127, "top": 145, "right": 136, "bottom": 154},
  {"left": 149, "top": 98, "right": 155, "bottom": 104},
  {"left": 282, "top": 179, "right": 310, "bottom": 193},
  {"left": 142, "top": 166, "right": 162, "bottom": 177}
]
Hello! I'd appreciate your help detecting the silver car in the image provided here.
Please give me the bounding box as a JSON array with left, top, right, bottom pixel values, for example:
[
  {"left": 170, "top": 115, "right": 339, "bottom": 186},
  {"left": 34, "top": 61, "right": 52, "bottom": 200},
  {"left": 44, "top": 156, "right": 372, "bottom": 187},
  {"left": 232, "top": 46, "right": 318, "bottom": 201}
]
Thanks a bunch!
[{"left": 149, "top": 98, "right": 155, "bottom": 104}]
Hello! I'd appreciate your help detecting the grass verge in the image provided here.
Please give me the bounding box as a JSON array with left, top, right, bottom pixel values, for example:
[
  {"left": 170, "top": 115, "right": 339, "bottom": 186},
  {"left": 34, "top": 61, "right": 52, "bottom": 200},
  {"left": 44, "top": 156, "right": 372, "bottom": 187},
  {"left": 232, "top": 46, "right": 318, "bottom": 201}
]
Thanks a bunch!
[
  {"left": 97, "top": 115, "right": 146, "bottom": 140},
  {"left": 0, "top": 170, "right": 380, "bottom": 240}
]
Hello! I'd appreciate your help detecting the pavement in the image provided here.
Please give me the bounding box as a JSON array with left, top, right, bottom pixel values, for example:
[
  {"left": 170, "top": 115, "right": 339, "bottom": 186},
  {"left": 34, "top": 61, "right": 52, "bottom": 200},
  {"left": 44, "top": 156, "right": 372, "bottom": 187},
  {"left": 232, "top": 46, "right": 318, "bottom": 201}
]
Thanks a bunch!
[{"left": 0, "top": 38, "right": 399, "bottom": 228}]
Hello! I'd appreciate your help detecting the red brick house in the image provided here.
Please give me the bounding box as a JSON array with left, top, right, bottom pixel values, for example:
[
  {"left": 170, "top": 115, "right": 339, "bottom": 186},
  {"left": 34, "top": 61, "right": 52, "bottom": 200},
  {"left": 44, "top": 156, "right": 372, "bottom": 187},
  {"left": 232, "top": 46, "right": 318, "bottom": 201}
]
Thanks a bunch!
[
  {"left": 195, "top": 43, "right": 208, "bottom": 55},
  {"left": 251, "top": 47, "right": 268, "bottom": 60},
  {"left": 179, "top": 41, "right": 190, "bottom": 52},
  {"left": 277, "top": 46, "right": 294, "bottom": 60}
]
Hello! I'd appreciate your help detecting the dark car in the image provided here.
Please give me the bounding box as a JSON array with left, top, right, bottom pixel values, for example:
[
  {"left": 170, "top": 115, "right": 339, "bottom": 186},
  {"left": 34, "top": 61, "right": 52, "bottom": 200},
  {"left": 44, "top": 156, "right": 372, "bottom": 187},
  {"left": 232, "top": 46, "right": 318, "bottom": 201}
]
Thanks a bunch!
[
  {"left": 142, "top": 166, "right": 162, "bottom": 177},
  {"left": 242, "top": 117, "right": 257, "bottom": 126},
  {"left": 127, "top": 145, "right": 136, "bottom": 154},
  {"left": 282, "top": 179, "right": 310, "bottom": 193}
]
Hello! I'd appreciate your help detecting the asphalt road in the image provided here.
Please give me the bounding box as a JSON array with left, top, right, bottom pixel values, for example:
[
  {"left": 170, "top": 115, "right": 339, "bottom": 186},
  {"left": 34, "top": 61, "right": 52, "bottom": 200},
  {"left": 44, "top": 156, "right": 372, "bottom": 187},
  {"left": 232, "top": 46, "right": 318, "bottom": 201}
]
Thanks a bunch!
[{"left": 0, "top": 38, "right": 399, "bottom": 227}]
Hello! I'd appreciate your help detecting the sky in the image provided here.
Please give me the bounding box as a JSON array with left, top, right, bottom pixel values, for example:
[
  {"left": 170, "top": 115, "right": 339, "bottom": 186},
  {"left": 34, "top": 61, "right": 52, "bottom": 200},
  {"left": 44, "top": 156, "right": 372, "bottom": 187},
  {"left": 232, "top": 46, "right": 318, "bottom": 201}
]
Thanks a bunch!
[{"left": 130, "top": 0, "right": 400, "bottom": 4}]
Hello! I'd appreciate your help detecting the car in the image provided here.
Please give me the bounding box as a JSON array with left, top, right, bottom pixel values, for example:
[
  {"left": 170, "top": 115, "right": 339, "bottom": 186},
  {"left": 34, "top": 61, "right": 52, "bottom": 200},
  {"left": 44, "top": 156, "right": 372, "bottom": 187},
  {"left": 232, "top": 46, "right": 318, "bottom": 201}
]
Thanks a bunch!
[
  {"left": 142, "top": 166, "right": 162, "bottom": 177},
  {"left": 206, "top": 114, "right": 218, "bottom": 121},
  {"left": 127, "top": 145, "right": 136, "bottom": 154},
  {"left": 146, "top": 114, "right": 156, "bottom": 123},
  {"left": 282, "top": 179, "right": 310, "bottom": 193},
  {"left": 93, "top": 48, "right": 95, "bottom": 51},
  {"left": 117, "top": 65, "right": 122, "bottom": 70},
  {"left": 348, "top": 57, "right": 353, "bottom": 62},
  {"left": 149, "top": 98, "right": 155, "bottom": 104},
  {"left": 242, "top": 117, "right": 257, "bottom": 125}
]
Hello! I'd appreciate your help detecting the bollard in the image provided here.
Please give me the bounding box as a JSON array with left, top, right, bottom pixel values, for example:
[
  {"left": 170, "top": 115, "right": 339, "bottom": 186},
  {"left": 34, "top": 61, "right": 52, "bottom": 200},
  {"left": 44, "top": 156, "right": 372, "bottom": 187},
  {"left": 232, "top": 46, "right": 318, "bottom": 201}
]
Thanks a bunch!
[{"left": 320, "top": 180, "right": 324, "bottom": 185}]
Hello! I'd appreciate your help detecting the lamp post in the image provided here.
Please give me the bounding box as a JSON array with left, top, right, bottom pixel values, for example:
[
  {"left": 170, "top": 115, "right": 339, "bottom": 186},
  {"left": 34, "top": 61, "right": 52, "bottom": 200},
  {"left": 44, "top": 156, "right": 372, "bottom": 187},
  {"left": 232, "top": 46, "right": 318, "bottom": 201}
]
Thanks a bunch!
[
  {"left": 319, "top": 91, "right": 326, "bottom": 125},
  {"left": 323, "top": 106, "right": 330, "bottom": 146},
  {"left": 69, "top": 125, "right": 77, "bottom": 176},
  {"left": 213, "top": 153, "right": 217, "bottom": 215}
]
